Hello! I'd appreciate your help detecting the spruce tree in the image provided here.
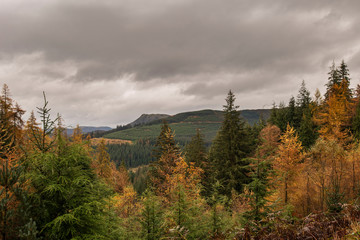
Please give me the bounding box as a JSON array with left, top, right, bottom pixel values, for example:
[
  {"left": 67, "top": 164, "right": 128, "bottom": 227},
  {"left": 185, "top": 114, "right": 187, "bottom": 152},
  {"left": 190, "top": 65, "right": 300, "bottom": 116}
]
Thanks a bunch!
[
  {"left": 297, "top": 80, "right": 311, "bottom": 110},
  {"left": 287, "top": 96, "right": 296, "bottom": 128},
  {"left": 242, "top": 125, "right": 280, "bottom": 231},
  {"left": 296, "top": 81, "right": 317, "bottom": 148},
  {"left": 325, "top": 61, "right": 341, "bottom": 99},
  {"left": 140, "top": 190, "right": 164, "bottom": 240},
  {"left": 299, "top": 108, "right": 317, "bottom": 149},
  {"left": 25, "top": 95, "right": 114, "bottom": 239},
  {"left": 152, "top": 120, "right": 179, "bottom": 160},
  {"left": 208, "top": 90, "right": 251, "bottom": 198},
  {"left": 149, "top": 121, "right": 180, "bottom": 194},
  {"left": 184, "top": 129, "right": 207, "bottom": 168},
  {"left": 269, "top": 102, "right": 288, "bottom": 132}
]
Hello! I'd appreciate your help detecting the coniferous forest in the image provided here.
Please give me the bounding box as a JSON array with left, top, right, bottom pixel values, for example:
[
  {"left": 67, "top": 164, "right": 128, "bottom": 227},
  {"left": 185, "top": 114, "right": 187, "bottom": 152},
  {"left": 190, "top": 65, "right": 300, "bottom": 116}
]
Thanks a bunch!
[{"left": 3, "top": 60, "right": 360, "bottom": 239}]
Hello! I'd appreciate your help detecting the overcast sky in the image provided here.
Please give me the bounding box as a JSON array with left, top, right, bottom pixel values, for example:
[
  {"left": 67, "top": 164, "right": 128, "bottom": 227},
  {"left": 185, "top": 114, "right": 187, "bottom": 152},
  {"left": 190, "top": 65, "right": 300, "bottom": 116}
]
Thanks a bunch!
[{"left": 1, "top": 0, "right": 360, "bottom": 127}]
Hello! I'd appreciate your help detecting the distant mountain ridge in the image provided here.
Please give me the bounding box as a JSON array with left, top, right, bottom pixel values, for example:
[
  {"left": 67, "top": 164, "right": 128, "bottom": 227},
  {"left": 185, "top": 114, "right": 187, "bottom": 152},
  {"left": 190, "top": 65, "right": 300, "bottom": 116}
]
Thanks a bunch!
[
  {"left": 104, "top": 108, "right": 271, "bottom": 143},
  {"left": 67, "top": 126, "right": 112, "bottom": 136},
  {"left": 129, "top": 113, "right": 170, "bottom": 127}
]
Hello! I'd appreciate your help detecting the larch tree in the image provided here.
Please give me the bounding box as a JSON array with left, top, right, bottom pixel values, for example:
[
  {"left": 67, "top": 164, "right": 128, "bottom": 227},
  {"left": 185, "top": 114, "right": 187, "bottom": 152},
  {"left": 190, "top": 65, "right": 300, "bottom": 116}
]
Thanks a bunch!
[
  {"left": 273, "top": 124, "right": 304, "bottom": 205},
  {"left": 314, "top": 79, "right": 352, "bottom": 144},
  {"left": 0, "top": 88, "right": 33, "bottom": 240}
]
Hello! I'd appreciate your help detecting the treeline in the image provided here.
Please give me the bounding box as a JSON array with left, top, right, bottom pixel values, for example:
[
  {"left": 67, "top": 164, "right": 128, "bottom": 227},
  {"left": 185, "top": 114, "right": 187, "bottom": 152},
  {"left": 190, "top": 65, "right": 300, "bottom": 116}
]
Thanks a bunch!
[
  {"left": 105, "top": 138, "right": 189, "bottom": 169},
  {"left": 106, "top": 139, "right": 156, "bottom": 168}
]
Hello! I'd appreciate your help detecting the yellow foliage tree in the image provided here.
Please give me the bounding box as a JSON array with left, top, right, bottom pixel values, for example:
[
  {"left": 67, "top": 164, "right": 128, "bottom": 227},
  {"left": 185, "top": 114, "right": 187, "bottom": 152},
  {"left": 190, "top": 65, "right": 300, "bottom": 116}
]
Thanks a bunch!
[
  {"left": 314, "top": 79, "right": 352, "bottom": 144},
  {"left": 273, "top": 124, "right": 304, "bottom": 206},
  {"left": 93, "top": 139, "right": 130, "bottom": 194},
  {"left": 163, "top": 153, "right": 203, "bottom": 204}
]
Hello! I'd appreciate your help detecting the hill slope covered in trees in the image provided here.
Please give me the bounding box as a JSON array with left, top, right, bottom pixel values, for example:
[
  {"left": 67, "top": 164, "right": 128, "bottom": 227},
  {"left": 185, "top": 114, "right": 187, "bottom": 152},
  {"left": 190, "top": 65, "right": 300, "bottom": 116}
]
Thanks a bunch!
[{"left": 105, "top": 109, "right": 270, "bottom": 143}]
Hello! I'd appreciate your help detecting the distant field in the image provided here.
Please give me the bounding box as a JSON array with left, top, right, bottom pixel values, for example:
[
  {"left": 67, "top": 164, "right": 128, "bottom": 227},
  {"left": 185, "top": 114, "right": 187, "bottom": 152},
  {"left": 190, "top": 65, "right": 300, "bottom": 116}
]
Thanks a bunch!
[{"left": 90, "top": 138, "right": 132, "bottom": 145}]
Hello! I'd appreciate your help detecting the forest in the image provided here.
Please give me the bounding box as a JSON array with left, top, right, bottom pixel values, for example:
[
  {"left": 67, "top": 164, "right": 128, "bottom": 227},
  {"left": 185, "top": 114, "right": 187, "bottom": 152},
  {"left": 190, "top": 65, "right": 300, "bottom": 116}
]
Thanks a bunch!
[{"left": 2, "top": 60, "right": 360, "bottom": 239}]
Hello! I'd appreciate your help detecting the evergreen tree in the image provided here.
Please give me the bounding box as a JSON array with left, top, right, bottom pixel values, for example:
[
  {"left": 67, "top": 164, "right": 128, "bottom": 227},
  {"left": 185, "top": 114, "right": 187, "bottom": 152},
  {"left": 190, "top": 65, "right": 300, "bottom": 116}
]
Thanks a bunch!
[
  {"left": 207, "top": 181, "right": 232, "bottom": 239},
  {"left": 296, "top": 81, "right": 317, "bottom": 148},
  {"left": 325, "top": 61, "right": 341, "bottom": 99},
  {"left": 269, "top": 102, "right": 288, "bottom": 132},
  {"left": 208, "top": 90, "right": 251, "bottom": 198},
  {"left": 297, "top": 80, "right": 311, "bottom": 110},
  {"left": 149, "top": 121, "right": 180, "bottom": 194},
  {"left": 242, "top": 125, "right": 280, "bottom": 230},
  {"left": 140, "top": 190, "right": 165, "bottom": 240},
  {"left": 338, "top": 60, "right": 350, "bottom": 82},
  {"left": 25, "top": 96, "right": 115, "bottom": 239},
  {"left": 152, "top": 120, "right": 179, "bottom": 160},
  {"left": 287, "top": 96, "right": 296, "bottom": 128},
  {"left": 299, "top": 108, "right": 317, "bottom": 149},
  {"left": 184, "top": 129, "right": 207, "bottom": 168}
]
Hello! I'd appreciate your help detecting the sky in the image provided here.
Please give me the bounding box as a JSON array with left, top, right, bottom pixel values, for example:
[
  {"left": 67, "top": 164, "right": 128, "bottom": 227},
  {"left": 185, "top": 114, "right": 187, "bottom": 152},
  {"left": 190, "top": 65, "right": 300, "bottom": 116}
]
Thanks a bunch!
[{"left": 1, "top": 0, "right": 360, "bottom": 128}]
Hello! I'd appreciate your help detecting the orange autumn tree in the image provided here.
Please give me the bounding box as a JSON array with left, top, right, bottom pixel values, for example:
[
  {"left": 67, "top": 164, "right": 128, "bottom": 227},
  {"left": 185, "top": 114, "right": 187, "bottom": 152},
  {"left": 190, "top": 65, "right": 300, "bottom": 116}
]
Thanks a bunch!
[
  {"left": 314, "top": 79, "right": 352, "bottom": 144},
  {"left": 0, "top": 85, "right": 31, "bottom": 239},
  {"left": 160, "top": 152, "right": 208, "bottom": 239},
  {"left": 346, "top": 142, "right": 360, "bottom": 199},
  {"left": 273, "top": 124, "right": 304, "bottom": 207},
  {"left": 92, "top": 138, "right": 138, "bottom": 221},
  {"left": 93, "top": 138, "right": 129, "bottom": 194},
  {"left": 163, "top": 153, "right": 203, "bottom": 203}
]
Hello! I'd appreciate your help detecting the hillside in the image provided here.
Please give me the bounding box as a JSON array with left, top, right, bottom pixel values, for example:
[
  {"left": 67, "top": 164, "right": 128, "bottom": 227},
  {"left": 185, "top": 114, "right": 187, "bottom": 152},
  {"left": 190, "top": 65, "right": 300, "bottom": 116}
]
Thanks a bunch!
[
  {"left": 104, "top": 109, "right": 270, "bottom": 143},
  {"left": 129, "top": 113, "right": 170, "bottom": 127}
]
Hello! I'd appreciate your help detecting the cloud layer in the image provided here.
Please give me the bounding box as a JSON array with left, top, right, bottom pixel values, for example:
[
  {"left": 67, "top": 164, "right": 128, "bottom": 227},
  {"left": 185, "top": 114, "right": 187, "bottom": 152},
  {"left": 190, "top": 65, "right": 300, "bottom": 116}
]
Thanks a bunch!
[{"left": 1, "top": 0, "right": 360, "bottom": 127}]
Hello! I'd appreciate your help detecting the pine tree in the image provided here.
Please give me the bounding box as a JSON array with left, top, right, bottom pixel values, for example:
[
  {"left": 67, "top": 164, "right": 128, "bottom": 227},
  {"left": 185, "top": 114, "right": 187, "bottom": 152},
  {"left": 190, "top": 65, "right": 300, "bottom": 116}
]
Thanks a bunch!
[{"left": 208, "top": 90, "right": 251, "bottom": 198}]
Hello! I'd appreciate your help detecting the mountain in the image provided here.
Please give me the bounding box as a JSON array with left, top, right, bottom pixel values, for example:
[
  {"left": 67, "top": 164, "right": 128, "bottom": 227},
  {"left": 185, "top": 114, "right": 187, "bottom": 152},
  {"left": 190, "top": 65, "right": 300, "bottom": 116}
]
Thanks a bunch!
[
  {"left": 129, "top": 113, "right": 170, "bottom": 127},
  {"left": 67, "top": 126, "right": 112, "bottom": 136},
  {"left": 104, "top": 109, "right": 270, "bottom": 143}
]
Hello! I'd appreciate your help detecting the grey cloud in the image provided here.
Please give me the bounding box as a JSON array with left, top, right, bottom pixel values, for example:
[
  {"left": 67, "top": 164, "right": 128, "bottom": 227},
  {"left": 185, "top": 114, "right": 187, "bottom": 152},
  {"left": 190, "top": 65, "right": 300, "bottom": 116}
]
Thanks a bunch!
[
  {"left": 2, "top": 0, "right": 360, "bottom": 83},
  {"left": 2, "top": 0, "right": 360, "bottom": 126}
]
